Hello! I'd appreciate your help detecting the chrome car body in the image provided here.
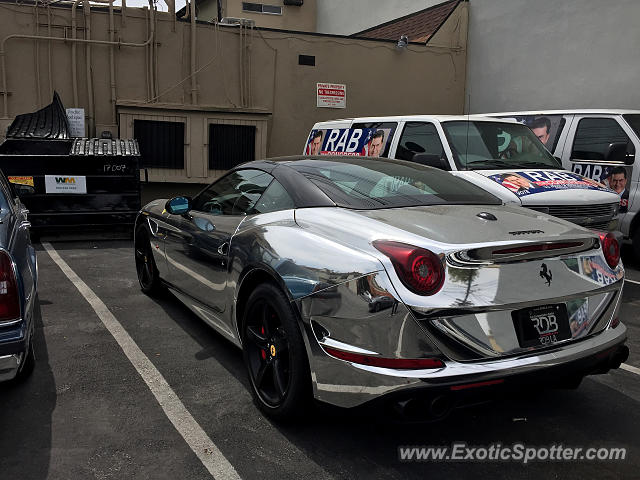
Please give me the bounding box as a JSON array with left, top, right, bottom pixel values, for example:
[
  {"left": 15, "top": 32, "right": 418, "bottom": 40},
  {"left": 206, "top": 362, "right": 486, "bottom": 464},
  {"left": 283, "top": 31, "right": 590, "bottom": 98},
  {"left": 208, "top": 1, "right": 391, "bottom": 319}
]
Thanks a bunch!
[
  {"left": 0, "top": 170, "right": 38, "bottom": 382},
  {"left": 135, "top": 156, "right": 628, "bottom": 416}
]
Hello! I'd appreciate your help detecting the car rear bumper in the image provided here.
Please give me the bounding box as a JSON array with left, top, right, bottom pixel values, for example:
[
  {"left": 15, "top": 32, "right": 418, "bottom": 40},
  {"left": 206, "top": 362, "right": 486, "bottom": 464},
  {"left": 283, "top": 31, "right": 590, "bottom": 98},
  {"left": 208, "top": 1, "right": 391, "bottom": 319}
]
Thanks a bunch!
[
  {"left": 307, "top": 323, "right": 627, "bottom": 409},
  {"left": 0, "top": 320, "right": 28, "bottom": 382},
  {"left": 0, "top": 353, "right": 23, "bottom": 382}
]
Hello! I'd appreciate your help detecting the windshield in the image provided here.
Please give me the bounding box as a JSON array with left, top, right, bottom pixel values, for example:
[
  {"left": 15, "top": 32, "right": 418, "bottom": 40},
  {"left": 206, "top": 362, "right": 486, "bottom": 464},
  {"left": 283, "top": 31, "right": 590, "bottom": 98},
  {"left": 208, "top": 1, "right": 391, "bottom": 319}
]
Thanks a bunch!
[
  {"left": 441, "top": 121, "right": 561, "bottom": 170},
  {"left": 623, "top": 114, "right": 640, "bottom": 138},
  {"left": 290, "top": 158, "right": 501, "bottom": 209}
]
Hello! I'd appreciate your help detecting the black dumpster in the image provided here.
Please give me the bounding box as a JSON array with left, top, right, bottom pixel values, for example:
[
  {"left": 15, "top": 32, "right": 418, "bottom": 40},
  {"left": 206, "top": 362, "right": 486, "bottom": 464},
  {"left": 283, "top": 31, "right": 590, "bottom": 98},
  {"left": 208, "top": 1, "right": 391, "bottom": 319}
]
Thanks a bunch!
[{"left": 0, "top": 93, "right": 141, "bottom": 232}]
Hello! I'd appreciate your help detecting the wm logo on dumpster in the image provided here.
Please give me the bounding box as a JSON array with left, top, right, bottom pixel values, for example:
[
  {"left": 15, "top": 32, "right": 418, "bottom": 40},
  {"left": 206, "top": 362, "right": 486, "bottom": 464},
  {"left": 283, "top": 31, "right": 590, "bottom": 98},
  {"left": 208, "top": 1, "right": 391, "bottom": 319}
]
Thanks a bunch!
[{"left": 55, "top": 177, "right": 76, "bottom": 184}]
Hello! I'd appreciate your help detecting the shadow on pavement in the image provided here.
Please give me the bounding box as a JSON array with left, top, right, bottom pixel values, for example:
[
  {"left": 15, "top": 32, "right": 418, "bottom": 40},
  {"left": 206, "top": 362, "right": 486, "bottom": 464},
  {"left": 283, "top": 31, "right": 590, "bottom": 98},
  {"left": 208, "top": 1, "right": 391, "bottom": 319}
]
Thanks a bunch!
[{"left": 0, "top": 299, "right": 56, "bottom": 480}]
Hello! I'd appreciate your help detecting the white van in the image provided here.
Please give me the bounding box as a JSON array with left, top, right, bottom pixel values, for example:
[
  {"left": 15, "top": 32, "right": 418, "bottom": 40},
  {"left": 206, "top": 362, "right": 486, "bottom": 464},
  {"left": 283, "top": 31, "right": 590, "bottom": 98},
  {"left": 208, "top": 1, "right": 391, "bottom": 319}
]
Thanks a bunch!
[
  {"left": 483, "top": 110, "right": 639, "bottom": 257},
  {"left": 305, "top": 115, "right": 621, "bottom": 236}
]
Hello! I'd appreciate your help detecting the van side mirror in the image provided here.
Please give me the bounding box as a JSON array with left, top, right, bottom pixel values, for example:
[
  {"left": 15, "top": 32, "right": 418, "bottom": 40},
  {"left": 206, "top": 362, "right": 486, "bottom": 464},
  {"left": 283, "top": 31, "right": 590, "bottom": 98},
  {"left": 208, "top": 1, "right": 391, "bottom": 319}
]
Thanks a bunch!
[
  {"left": 412, "top": 153, "right": 451, "bottom": 171},
  {"left": 165, "top": 196, "right": 192, "bottom": 215},
  {"left": 13, "top": 184, "right": 35, "bottom": 197},
  {"left": 605, "top": 142, "right": 630, "bottom": 163}
]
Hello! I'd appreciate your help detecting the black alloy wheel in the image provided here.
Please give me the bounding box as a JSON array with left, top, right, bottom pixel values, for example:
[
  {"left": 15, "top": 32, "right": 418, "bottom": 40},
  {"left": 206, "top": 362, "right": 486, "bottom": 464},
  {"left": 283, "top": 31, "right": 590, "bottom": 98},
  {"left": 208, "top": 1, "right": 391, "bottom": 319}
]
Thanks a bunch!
[
  {"left": 135, "top": 226, "right": 163, "bottom": 295},
  {"left": 243, "top": 283, "right": 311, "bottom": 420}
]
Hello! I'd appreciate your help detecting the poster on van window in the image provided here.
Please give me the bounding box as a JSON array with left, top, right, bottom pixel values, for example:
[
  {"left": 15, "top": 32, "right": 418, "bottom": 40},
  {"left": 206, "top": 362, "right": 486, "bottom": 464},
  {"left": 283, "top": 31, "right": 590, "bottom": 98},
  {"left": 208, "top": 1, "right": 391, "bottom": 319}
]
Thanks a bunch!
[
  {"left": 487, "top": 170, "right": 615, "bottom": 197},
  {"left": 499, "top": 115, "right": 564, "bottom": 151},
  {"left": 304, "top": 128, "right": 391, "bottom": 157},
  {"left": 571, "top": 163, "right": 632, "bottom": 213}
]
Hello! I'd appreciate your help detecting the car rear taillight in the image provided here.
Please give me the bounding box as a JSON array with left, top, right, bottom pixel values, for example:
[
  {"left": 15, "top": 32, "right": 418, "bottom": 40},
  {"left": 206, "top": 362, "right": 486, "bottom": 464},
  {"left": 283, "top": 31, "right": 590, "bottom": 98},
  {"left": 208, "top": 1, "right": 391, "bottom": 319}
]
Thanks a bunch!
[
  {"left": 373, "top": 240, "right": 444, "bottom": 296},
  {"left": 0, "top": 251, "right": 20, "bottom": 322},
  {"left": 599, "top": 232, "right": 620, "bottom": 268},
  {"left": 323, "top": 346, "right": 444, "bottom": 369}
]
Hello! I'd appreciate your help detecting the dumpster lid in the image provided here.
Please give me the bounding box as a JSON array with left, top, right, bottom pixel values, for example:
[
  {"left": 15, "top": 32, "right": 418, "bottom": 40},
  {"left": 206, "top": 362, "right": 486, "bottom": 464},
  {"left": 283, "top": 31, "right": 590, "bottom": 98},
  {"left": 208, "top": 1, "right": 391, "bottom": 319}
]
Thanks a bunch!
[
  {"left": 71, "top": 138, "right": 140, "bottom": 156},
  {"left": 5, "top": 92, "right": 70, "bottom": 140}
]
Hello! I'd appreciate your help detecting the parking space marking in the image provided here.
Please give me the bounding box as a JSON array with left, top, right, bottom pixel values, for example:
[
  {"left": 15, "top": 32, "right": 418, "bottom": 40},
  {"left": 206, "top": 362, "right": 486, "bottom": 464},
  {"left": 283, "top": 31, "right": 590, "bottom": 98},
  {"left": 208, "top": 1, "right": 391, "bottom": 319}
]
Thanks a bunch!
[
  {"left": 625, "top": 278, "right": 640, "bottom": 286},
  {"left": 42, "top": 243, "right": 241, "bottom": 480},
  {"left": 621, "top": 363, "right": 640, "bottom": 376}
]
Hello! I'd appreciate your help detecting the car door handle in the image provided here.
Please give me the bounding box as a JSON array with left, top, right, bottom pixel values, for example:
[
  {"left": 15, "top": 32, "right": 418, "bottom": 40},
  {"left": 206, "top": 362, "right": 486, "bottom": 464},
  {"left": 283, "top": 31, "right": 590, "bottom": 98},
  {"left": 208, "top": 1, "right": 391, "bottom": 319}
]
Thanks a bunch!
[{"left": 218, "top": 242, "right": 229, "bottom": 255}]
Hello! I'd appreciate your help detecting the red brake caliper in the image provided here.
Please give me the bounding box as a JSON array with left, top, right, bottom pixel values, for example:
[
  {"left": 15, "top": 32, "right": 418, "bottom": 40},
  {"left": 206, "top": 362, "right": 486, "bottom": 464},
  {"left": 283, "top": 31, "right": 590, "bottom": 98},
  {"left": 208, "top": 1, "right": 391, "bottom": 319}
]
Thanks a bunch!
[{"left": 260, "top": 326, "right": 266, "bottom": 360}]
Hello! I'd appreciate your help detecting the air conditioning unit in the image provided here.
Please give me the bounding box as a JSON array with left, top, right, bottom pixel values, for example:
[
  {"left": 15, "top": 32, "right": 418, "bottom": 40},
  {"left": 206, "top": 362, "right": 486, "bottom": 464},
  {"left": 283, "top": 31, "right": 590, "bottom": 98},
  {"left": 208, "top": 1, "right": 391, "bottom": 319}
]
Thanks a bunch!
[
  {"left": 219, "top": 17, "right": 256, "bottom": 27},
  {"left": 284, "top": 0, "right": 303, "bottom": 5}
]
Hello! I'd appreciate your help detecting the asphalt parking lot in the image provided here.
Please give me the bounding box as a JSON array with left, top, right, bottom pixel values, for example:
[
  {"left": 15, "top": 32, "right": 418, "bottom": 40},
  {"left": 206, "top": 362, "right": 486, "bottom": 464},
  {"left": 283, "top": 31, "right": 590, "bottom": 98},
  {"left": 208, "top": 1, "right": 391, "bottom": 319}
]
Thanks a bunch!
[{"left": 1, "top": 240, "right": 639, "bottom": 480}]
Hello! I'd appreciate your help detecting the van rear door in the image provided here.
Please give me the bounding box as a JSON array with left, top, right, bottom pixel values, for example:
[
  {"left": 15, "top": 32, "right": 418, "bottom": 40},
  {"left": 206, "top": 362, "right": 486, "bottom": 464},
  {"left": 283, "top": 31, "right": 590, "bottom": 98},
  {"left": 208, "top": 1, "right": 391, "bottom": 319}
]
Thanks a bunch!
[{"left": 564, "top": 115, "right": 637, "bottom": 214}]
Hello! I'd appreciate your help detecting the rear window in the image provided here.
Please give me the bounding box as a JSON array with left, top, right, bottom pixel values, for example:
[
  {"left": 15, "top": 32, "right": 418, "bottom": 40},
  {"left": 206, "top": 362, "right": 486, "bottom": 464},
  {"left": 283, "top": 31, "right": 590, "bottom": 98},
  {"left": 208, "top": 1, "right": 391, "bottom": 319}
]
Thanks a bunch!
[{"left": 291, "top": 158, "right": 501, "bottom": 209}]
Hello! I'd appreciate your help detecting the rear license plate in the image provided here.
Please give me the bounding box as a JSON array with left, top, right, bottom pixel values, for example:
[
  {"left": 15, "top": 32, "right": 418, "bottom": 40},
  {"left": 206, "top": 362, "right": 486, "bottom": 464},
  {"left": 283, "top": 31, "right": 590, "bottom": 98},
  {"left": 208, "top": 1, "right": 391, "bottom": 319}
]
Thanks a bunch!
[{"left": 512, "top": 304, "right": 571, "bottom": 348}]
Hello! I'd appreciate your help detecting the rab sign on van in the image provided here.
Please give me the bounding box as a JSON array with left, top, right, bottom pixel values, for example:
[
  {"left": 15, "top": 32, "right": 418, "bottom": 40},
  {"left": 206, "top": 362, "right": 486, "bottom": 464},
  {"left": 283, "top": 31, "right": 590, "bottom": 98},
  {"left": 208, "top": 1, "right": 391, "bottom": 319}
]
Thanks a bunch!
[
  {"left": 305, "top": 128, "right": 392, "bottom": 157},
  {"left": 487, "top": 170, "right": 614, "bottom": 197}
]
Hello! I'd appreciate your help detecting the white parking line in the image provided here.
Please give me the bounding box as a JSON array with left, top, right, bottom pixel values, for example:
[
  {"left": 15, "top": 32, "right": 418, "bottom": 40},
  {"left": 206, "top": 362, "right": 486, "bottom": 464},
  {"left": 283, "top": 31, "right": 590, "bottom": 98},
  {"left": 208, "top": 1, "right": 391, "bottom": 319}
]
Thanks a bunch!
[
  {"left": 42, "top": 243, "right": 241, "bottom": 480},
  {"left": 621, "top": 363, "right": 640, "bottom": 376},
  {"left": 625, "top": 278, "right": 640, "bottom": 285}
]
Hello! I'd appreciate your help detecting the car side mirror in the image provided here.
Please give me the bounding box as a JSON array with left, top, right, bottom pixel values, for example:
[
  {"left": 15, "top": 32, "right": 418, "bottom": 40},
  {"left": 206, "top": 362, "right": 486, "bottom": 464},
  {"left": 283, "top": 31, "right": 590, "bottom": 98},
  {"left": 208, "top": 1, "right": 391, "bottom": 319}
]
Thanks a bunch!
[
  {"left": 13, "top": 184, "right": 35, "bottom": 197},
  {"left": 605, "top": 142, "right": 629, "bottom": 163},
  {"left": 165, "top": 196, "right": 192, "bottom": 215},
  {"left": 412, "top": 153, "right": 451, "bottom": 171}
]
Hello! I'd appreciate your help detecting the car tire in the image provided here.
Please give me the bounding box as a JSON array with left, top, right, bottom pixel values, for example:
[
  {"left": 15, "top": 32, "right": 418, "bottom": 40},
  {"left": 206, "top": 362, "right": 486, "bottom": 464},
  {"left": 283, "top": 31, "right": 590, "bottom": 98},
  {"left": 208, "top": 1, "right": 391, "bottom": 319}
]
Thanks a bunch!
[
  {"left": 242, "top": 283, "right": 311, "bottom": 421},
  {"left": 135, "top": 226, "right": 163, "bottom": 295}
]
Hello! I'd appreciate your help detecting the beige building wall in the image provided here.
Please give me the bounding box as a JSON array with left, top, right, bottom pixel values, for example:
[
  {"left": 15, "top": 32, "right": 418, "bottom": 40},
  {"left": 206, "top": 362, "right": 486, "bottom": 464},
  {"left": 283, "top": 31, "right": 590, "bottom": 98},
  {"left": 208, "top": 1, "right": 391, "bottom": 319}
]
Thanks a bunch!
[
  {"left": 221, "top": 0, "right": 316, "bottom": 32},
  {"left": 0, "top": 1, "right": 467, "bottom": 185}
]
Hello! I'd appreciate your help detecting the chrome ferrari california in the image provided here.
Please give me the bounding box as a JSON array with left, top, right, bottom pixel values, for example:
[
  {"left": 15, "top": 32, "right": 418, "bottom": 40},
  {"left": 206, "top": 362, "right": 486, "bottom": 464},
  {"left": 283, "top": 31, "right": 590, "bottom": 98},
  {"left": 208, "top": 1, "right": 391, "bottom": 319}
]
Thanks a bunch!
[{"left": 134, "top": 156, "right": 628, "bottom": 420}]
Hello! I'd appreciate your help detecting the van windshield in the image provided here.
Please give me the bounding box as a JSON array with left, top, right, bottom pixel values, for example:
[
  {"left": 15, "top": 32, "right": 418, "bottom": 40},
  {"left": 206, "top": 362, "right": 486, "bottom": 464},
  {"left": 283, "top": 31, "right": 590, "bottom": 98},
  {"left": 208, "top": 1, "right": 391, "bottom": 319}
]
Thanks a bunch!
[
  {"left": 441, "top": 121, "right": 561, "bottom": 170},
  {"left": 623, "top": 114, "right": 640, "bottom": 138}
]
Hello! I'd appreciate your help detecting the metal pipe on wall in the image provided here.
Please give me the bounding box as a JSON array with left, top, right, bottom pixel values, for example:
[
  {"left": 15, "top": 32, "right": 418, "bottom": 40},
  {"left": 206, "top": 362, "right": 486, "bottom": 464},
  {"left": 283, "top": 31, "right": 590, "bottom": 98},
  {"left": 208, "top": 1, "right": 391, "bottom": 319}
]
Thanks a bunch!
[
  {"left": 71, "top": 0, "right": 80, "bottom": 106},
  {"left": 164, "top": 0, "right": 176, "bottom": 33},
  {"left": 83, "top": 1, "right": 95, "bottom": 137},
  {"left": 238, "top": 23, "right": 243, "bottom": 107},
  {"left": 146, "top": 6, "right": 155, "bottom": 104},
  {"left": 154, "top": 4, "right": 159, "bottom": 100},
  {"left": 34, "top": 2, "right": 42, "bottom": 108},
  {"left": 108, "top": 0, "right": 116, "bottom": 125},
  {"left": 144, "top": 7, "right": 150, "bottom": 101},
  {"left": 190, "top": 0, "right": 197, "bottom": 104},
  {"left": 47, "top": 5, "right": 53, "bottom": 99},
  {"left": 1, "top": 15, "right": 155, "bottom": 119}
]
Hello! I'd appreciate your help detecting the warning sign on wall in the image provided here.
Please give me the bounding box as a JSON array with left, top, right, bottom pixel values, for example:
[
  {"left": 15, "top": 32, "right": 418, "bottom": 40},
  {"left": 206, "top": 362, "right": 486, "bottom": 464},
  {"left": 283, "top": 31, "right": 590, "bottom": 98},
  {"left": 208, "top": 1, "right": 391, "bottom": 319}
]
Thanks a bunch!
[
  {"left": 317, "top": 83, "right": 346, "bottom": 109},
  {"left": 66, "top": 108, "right": 86, "bottom": 138}
]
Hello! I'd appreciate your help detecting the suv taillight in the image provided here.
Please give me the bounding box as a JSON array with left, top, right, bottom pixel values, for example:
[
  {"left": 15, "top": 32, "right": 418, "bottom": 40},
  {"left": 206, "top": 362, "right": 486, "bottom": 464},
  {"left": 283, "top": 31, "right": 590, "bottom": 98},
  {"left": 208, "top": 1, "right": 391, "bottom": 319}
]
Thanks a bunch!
[
  {"left": 0, "top": 251, "right": 20, "bottom": 322},
  {"left": 373, "top": 240, "right": 445, "bottom": 296},
  {"left": 599, "top": 233, "right": 620, "bottom": 268}
]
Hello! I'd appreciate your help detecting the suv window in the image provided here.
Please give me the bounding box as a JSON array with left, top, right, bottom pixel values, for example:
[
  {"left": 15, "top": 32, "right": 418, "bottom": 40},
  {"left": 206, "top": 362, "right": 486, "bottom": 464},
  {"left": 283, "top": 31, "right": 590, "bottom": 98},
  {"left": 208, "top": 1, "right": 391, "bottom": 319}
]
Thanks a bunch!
[
  {"left": 351, "top": 122, "right": 398, "bottom": 158},
  {"left": 192, "top": 169, "right": 273, "bottom": 215},
  {"left": 571, "top": 118, "right": 634, "bottom": 161},
  {"left": 395, "top": 122, "right": 445, "bottom": 161}
]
